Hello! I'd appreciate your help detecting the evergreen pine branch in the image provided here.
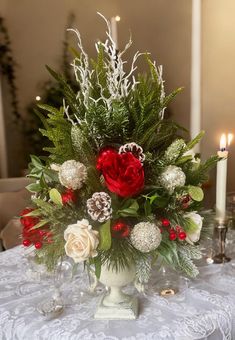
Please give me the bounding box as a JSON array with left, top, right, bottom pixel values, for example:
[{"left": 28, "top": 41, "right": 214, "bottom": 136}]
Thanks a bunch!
[
  {"left": 177, "top": 249, "right": 199, "bottom": 278},
  {"left": 185, "top": 155, "right": 219, "bottom": 185},
  {"left": 186, "top": 131, "right": 205, "bottom": 150},
  {"left": 39, "top": 107, "right": 75, "bottom": 162},
  {"left": 97, "top": 238, "right": 147, "bottom": 272}
]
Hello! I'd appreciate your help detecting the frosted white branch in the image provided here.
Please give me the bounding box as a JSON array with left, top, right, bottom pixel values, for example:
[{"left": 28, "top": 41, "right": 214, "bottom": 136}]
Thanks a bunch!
[
  {"left": 67, "top": 13, "right": 166, "bottom": 127},
  {"left": 63, "top": 100, "right": 76, "bottom": 126}
]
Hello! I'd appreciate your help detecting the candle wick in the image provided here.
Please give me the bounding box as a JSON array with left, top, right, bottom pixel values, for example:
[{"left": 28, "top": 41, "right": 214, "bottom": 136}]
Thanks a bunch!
[{"left": 220, "top": 147, "right": 226, "bottom": 152}]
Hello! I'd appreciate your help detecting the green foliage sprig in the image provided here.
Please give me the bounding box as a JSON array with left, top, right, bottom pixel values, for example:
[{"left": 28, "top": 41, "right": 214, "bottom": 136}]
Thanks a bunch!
[{"left": 0, "top": 16, "right": 20, "bottom": 121}]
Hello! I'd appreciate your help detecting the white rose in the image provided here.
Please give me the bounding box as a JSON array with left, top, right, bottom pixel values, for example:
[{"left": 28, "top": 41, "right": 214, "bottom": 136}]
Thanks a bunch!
[
  {"left": 59, "top": 160, "right": 87, "bottom": 190},
  {"left": 184, "top": 212, "right": 203, "bottom": 245},
  {"left": 64, "top": 219, "right": 99, "bottom": 263}
]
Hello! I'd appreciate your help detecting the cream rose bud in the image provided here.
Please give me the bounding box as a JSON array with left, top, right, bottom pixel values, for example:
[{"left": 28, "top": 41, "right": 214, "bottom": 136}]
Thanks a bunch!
[
  {"left": 184, "top": 212, "right": 203, "bottom": 245},
  {"left": 64, "top": 219, "right": 99, "bottom": 263}
]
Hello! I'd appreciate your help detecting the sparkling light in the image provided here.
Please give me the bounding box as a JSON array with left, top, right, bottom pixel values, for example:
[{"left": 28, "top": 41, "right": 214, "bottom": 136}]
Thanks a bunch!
[
  {"left": 35, "top": 96, "right": 41, "bottom": 101},
  {"left": 115, "top": 15, "right": 121, "bottom": 22}
]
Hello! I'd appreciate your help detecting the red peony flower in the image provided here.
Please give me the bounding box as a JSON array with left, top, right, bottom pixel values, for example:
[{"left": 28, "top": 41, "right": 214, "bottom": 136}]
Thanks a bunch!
[
  {"left": 97, "top": 150, "right": 144, "bottom": 197},
  {"left": 96, "top": 147, "right": 117, "bottom": 171}
]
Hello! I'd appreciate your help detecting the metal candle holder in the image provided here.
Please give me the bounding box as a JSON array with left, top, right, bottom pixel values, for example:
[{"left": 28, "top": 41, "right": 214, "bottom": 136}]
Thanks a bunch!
[{"left": 213, "top": 218, "right": 231, "bottom": 264}]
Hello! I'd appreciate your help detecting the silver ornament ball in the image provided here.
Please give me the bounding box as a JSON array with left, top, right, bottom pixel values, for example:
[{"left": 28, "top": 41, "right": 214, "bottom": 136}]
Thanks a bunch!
[
  {"left": 130, "top": 222, "right": 162, "bottom": 253},
  {"left": 159, "top": 165, "right": 186, "bottom": 193},
  {"left": 59, "top": 160, "right": 87, "bottom": 190}
]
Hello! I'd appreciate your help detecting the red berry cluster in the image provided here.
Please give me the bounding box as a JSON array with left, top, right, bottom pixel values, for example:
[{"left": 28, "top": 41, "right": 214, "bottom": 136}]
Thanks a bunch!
[
  {"left": 161, "top": 218, "right": 187, "bottom": 241},
  {"left": 111, "top": 221, "right": 130, "bottom": 238},
  {"left": 61, "top": 189, "right": 77, "bottom": 205},
  {"left": 20, "top": 208, "right": 52, "bottom": 249}
]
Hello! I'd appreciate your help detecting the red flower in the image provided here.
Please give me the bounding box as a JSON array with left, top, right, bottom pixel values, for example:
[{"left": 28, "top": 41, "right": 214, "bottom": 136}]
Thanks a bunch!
[
  {"left": 20, "top": 208, "right": 39, "bottom": 228},
  {"left": 96, "top": 147, "right": 117, "bottom": 171},
  {"left": 97, "top": 150, "right": 144, "bottom": 197},
  {"left": 62, "top": 189, "right": 77, "bottom": 205}
]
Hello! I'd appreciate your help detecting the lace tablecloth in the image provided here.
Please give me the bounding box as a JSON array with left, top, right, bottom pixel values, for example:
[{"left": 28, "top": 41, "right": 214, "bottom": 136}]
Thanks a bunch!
[{"left": 0, "top": 246, "right": 235, "bottom": 340}]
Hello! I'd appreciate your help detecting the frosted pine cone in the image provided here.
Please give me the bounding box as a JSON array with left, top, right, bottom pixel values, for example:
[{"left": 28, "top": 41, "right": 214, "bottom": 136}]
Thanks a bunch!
[
  {"left": 119, "top": 142, "right": 145, "bottom": 163},
  {"left": 87, "top": 192, "right": 112, "bottom": 223}
]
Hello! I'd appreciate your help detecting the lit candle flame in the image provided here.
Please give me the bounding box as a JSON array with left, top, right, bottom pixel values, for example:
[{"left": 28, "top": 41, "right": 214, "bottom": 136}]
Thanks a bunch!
[
  {"left": 219, "top": 133, "right": 233, "bottom": 151},
  {"left": 228, "top": 133, "right": 233, "bottom": 146},
  {"left": 220, "top": 134, "right": 227, "bottom": 151}
]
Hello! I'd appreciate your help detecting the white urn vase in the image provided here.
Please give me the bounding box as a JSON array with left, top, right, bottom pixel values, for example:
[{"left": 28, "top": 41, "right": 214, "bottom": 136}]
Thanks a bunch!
[{"left": 94, "top": 263, "right": 138, "bottom": 320}]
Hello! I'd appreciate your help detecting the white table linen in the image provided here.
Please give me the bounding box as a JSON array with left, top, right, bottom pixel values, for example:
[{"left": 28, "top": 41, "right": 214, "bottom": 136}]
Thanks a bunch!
[{"left": 0, "top": 246, "right": 235, "bottom": 340}]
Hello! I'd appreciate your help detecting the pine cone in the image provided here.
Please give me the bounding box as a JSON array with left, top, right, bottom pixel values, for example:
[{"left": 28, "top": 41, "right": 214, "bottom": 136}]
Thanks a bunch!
[
  {"left": 87, "top": 192, "right": 112, "bottom": 222},
  {"left": 119, "top": 142, "right": 145, "bottom": 163}
]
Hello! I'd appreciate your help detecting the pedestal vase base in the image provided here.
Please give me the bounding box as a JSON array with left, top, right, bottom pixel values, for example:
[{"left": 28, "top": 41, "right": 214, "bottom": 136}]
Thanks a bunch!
[{"left": 94, "top": 294, "right": 138, "bottom": 320}]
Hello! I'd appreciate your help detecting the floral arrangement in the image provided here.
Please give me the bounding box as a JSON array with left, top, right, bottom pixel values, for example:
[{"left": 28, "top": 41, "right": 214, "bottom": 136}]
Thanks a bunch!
[{"left": 20, "top": 14, "right": 217, "bottom": 281}]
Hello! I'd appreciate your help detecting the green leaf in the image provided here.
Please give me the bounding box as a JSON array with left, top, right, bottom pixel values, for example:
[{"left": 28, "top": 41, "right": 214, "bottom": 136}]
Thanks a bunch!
[
  {"left": 184, "top": 218, "right": 198, "bottom": 233},
  {"left": 33, "top": 199, "right": 54, "bottom": 213},
  {"left": 94, "top": 257, "right": 101, "bottom": 279},
  {"left": 24, "top": 209, "right": 41, "bottom": 217},
  {"left": 149, "top": 195, "right": 159, "bottom": 205},
  {"left": 99, "top": 220, "right": 111, "bottom": 251},
  {"left": 176, "top": 155, "right": 193, "bottom": 165},
  {"left": 144, "top": 199, "right": 152, "bottom": 216},
  {"left": 186, "top": 131, "right": 205, "bottom": 151},
  {"left": 31, "top": 219, "right": 49, "bottom": 230},
  {"left": 38, "top": 103, "right": 61, "bottom": 116},
  {"left": 158, "top": 240, "right": 179, "bottom": 266},
  {"left": 30, "top": 155, "right": 43, "bottom": 169},
  {"left": 49, "top": 188, "right": 63, "bottom": 206},
  {"left": 153, "top": 196, "right": 169, "bottom": 208},
  {"left": 26, "top": 182, "right": 41, "bottom": 193},
  {"left": 118, "top": 200, "right": 139, "bottom": 217},
  {"left": 188, "top": 185, "right": 204, "bottom": 202}
]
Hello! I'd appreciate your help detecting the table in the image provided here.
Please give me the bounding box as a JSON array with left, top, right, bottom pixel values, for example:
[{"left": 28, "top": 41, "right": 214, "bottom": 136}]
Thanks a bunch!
[{"left": 0, "top": 245, "right": 235, "bottom": 340}]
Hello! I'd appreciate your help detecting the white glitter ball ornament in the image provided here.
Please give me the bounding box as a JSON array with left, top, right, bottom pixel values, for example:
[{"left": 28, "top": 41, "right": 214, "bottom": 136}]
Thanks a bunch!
[
  {"left": 59, "top": 160, "right": 87, "bottom": 190},
  {"left": 159, "top": 165, "right": 186, "bottom": 193},
  {"left": 130, "top": 222, "right": 162, "bottom": 253}
]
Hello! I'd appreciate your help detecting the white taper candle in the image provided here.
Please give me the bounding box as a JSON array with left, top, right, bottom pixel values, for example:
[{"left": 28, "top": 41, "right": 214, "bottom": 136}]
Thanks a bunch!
[
  {"left": 110, "top": 16, "right": 120, "bottom": 50},
  {"left": 190, "top": 0, "right": 202, "bottom": 153},
  {"left": 216, "top": 134, "right": 231, "bottom": 221}
]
